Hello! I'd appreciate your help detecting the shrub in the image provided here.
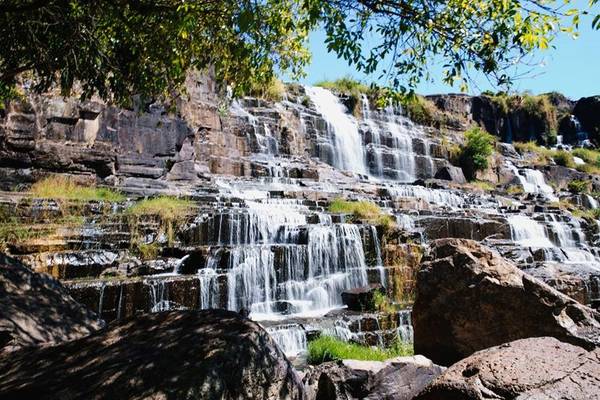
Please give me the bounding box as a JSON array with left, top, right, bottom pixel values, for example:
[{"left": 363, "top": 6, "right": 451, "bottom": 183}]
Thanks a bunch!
[
  {"left": 568, "top": 180, "right": 591, "bottom": 194},
  {"left": 29, "top": 176, "right": 125, "bottom": 202},
  {"left": 458, "top": 127, "right": 495, "bottom": 179},
  {"left": 328, "top": 199, "right": 396, "bottom": 231},
  {"left": 553, "top": 150, "right": 575, "bottom": 168},
  {"left": 307, "top": 336, "right": 413, "bottom": 365},
  {"left": 245, "top": 77, "right": 286, "bottom": 101},
  {"left": 402, "top": 96, "right": 441, "bottom": 126}
]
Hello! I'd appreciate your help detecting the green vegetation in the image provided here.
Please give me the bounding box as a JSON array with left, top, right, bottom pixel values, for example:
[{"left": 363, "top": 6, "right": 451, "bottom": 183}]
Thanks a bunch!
[
  {"left": 573, "top": 148, "right": 600, "bottom": 166},
  {"left": 29, "top": 176, "right": 124, "bottom": 202},
  {"left": 127, "top": 196, "right": 194, "bottom": 247},
  {"left": 572, "top": 208, "right": 600, "bottom": 220},
  {"left": 135, "top": 242, "right": 161, "bottom": 261},
  {"left": 328, "top": 199, "right": 395, "bottom": 231},
  {"left": 0, "top": 1, "right": 309, "bottom": 103},
  {"left": 507, "top": 185, "right": 524, "bottom": 195},
  {"left": 552, "top": 150, "right": 575, "bottom": 168},
  {"left": 307, "top": 336, "right": 413, "bottom": 365},
  {"left": 245, "top": 77, "right": 286, "bottom": 102},
  {"left": 127, "top": 196, "right": 193, "bottom": 220},
  {"left": 457, "top": 127, "right": 495, "bottom": 180},
  {"left": 2, "top": 1, "right": 596, "bottom": 103},
  {"left": 568, "top": 180, "right": 591, "bottom": 194},
  {"left": 315, "top": 77, "right": 380, "bottom": 117}
]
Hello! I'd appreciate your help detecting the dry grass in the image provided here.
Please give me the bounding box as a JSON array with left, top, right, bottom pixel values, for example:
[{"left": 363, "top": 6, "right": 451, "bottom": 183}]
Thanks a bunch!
[{"left": 29, "top": 176, "right": 124, "bottom": 202}]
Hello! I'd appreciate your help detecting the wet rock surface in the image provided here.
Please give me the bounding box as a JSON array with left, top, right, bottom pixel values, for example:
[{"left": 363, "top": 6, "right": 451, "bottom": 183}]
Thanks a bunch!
[
  {"left": 0, "top": 310, "right": 304, "bottom": 400},
  {"left": 413, "top": 238, "right": 600, "bottom": 365},
  {"left": 414, "top": 337, "right": 600, "bottom": 400},
  {"left": 0, "top": 253, "right": 103, "bottom": 353}
]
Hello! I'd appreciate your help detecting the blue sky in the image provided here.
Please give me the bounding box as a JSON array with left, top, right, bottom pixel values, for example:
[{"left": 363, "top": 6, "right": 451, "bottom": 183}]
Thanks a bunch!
[{"left": 298, "top": 10, "right": 600, "bottom": 99}]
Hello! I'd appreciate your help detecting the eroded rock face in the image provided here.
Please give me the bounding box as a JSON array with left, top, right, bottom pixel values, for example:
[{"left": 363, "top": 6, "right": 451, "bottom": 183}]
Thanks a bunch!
[
  {"left": 415, "top": 337, "right": 600, "bottom": 400},
  {"left": 413, "top": 238, "right": 600, "bottom": 365},
  {"left": 0, "top": 254, "right": 103, "bottom": 353},
  {"left": 0, "top": 310, "right": 305, "bottom": 400},
  {"left": 574, "top": 96, "right": 600, "bottom": 144},
  {"left": 303, "top": 356, "right": 444, "bottom": 400}
]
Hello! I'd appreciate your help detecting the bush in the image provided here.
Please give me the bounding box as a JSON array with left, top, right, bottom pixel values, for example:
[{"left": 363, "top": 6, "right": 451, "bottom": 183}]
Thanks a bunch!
[
  {"left": 402, "top": 95, "right": 442, "bottom": 126},
  {"left": 568, "top": 180, "right": 591, "bottom": 194},
  {"left": 307, "top": 336, "right": 413, "bottom": 365},
  {"left": 245, "top": 77, "right": 286, "bottom": 101},
  {"left": 553, "top": 150, "right": 575, "bottom": 168},
  {"left": 458, "top": 127, "right": 495, "bottom": 179},
  {"left": 29, "top": 176, "right": 125, "bottom": 202}
]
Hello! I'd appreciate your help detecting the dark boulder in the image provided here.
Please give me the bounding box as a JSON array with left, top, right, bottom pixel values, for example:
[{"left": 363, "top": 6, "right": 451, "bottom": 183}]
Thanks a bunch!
[
  {"left": 0, "top": 310, "right": 305, "bottom": 400},
  {"left": 415, "top": 337, "right": 600, "bottom": 400},
  {"left": 434, "top": 166, "right": 466, "bottom": 184},
  {"left": 341, "top": 284, "right": 384, "bottom": 312},
  {"left": 0, "top": 253, "right": 103, "bottom": 353},
  {"left": 304, "top": 356, "right": 444, "bottom": 400},
  {"left": 413, "top": 238, "right": 600, "bottom": 365},
  {"left": 573, "top": 96, "right": 600, "bottom": 144}
]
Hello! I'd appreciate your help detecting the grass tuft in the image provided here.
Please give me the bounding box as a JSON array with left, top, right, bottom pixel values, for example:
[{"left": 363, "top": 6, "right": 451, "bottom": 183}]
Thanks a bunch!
[
  {"left": 307, "top": 336, "right": 413, "bottom": 365},
  {"left": 29, "top": 176, "right": 125, "bottom": 202},
  {"left": 127, "top": 196, "right": 193, "bottom": 220}
]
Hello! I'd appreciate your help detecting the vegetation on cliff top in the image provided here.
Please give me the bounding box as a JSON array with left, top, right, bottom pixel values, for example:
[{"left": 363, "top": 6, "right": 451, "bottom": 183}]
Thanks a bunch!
[{"left": 307, "top": 335, "right": 413, "bottom": 364}]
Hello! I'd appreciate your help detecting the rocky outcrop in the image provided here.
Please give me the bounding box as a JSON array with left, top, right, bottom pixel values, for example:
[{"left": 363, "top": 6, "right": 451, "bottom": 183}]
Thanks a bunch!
[
  {"left": 434, "top": 166, "right": 466, "bottom": 184},
  {"left": 0, "top": 310, "right": 304, "bottom": 400},
  {"left": 413, "top": 238, "right": 600, "bottom": 365},
  {"left": 0, "top": 253, "right": 103, "bottom": 353},
  {"left": 574, "top": 96, "right": 600, "bottom": 144},
  {"left": 303, "top": 356, "right": 444, "bottom": 400},
  {"left": 415, "top": 337, "right": 600, "bottom": 400},
  {"left": 341, "top": 284, "right": 384, "bottom": 312}
]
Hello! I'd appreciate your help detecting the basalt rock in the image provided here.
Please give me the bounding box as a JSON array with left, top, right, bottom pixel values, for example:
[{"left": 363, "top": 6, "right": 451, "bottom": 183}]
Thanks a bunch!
[
  {"left": 573, "top": 96, "right": 600, "bottom": 144},
  {"left": 415, "top": 337, "right": 600, "bottom": 400},
  {"left": 0, "top": 310, "right": 305, "bottom": 400},
  {"left": 434, "top": 166, "right": 466, "bottom": 184},
  {"left": 304, "top": 356, "right": 444, "bottom": 400},
  {"left": 341, "top": 284, "right": 384, "bottom": 312},
  {"left": 413, "top": 238, "right": 600, "bottom": 365},
  {"left": 0, "top": 253, "right": 103, "bottom": 353}
]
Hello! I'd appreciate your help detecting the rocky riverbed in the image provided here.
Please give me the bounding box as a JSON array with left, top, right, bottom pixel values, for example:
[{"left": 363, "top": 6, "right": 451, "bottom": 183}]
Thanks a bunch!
[{"left": 1, "top": 73, "right": 600, "bottom": 398}]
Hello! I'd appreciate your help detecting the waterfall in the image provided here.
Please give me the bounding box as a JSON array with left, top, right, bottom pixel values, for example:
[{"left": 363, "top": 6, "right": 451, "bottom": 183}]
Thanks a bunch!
[
  {"left": 397, "top": 310, "right": 414, "bottom": 343},
  {"left": 370, "top": 225, "right": 386, "bottom": 286},
  {"left": 304, "top": 86, "right": 367, "bottom": 174},
  {"left": 265, "top": 324, "right": 308, "bottom": 357},
  {"left": 507, "top": 215, "right": 553, "bottom": 247},
  {"left": 198, "top": 198, "right": 372, "bottom": 319},
  {"left": 507, "top": 162, "right": 557, "bottom": 202},
  {"left": 146, "top": 279, "right": 171, "bottom": 312}
]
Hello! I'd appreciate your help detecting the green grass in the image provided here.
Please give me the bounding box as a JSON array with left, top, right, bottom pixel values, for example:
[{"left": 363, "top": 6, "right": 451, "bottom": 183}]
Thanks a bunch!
[
  {"left": 307, "top": 336, "right": 413, "bottom": 365},
  {"left": 244, "top": 77, "right": 286, "bottom": 102},
  {"left": 315, "top": 76, "right": 370, "bottom": 94},
  {"left": 469, "top": 180, "right": 495, "bottom": 192},
  {"left": 506, "top": 185, "right": 524, "bottom": 195},
  {"left": 553, "top": 150, "right": 575, "bottom": 168},
  {"left": 29, "top": 176, "right": 125, "bottom": 202},
  {"left": 329, "top": 199, "right": 382, "bottom": 219},
  {"left": 572, "top": 208, "right": 600, "bottom": 220},
  {"left": 568, "top": 180, "right": 591, "bottom": 194},
  {"left": 127, "top": 196, "right": 193, "bottom": 220},
  {"left": 573, "top": 148, "right": 600, "bottom": 166}
]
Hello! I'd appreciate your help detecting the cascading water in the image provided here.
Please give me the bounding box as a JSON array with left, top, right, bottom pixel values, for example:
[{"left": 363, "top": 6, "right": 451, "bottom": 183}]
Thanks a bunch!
[
  {"left": 265, "top": 324, "right": 308, "bottom": 357},
  {"left": 509, "top": 163, "right": 557, "bottom": 202},
  {"left": 197, "top": 197, "right": 372, "bottom": 320},
  {"left": 304, "top": 86, "right": 367, "bottom": 175},
  {"left": 508, "top": 215, "right": 554, "bottom": 247}
]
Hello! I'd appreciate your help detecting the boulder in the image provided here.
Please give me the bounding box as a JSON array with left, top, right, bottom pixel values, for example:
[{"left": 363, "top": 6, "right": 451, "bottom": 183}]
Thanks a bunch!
[
  {"left": 0, "top": 310, "right": 305, "bottom": 400},
  {"left": 573, "top": 96, "right": 600, "bottom": 144},
  {"left": 0, "top": 254, "right": 103, "bottom": 353},
  {"left": 415, "top": 337, "right": 600, "bottom": 400},
  {"left": 434, "top": 166, "right": 466, "bottom": 184},
  {"left": 304, "top": 356, "right": 444, "bottom": 400},
  {"left": 341, "top": 284, "right": 384, "bottom": 312},
  {"left": 413, "top": 238, "right": 600, "bottom": 365}
]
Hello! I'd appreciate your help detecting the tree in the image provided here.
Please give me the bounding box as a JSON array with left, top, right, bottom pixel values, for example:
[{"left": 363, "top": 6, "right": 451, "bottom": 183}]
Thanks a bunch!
[
  {"left": 0, "top": 0, "right": 310, "bottom": 103},
  {"left": 303, "top": 0, "right": 599, "bottom": 93}
]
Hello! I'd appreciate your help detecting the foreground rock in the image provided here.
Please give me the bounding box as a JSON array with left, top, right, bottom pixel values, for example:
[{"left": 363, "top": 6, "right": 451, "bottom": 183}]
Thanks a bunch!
[
  {"left": 0, "top": 310, "right": 304, "bottom": 400},
  {"left": 415, "top": 337, "right": 600, "bottom": 400},
  {"left": 303, "top": 355, "right": 444, "bottom": 400},
  {"left": 413, "top": 238, "right": 600, "bottom": 365},
  {"left": 0, "top": 253, "right": 103, "bottom": 353}
]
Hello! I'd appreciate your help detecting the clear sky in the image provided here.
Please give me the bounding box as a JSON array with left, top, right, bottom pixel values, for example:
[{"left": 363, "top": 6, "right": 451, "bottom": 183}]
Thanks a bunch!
[{"left": 298, "top": 9, "right": 600, "bottom": 99}]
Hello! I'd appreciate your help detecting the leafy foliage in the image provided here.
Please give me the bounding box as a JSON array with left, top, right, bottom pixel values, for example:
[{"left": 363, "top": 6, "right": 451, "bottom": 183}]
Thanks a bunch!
[
  {"left": 459, "top": 127, "right": 495, "bottom": 179},
  {"left": 0, "top": 0, "right": 310, "bottom": 103},
  {"left": 303, "top": 0, "right": 594, "bottom": 93},
  {"left": 307, "top": 336, "right": 413, "bottom": 364}
]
